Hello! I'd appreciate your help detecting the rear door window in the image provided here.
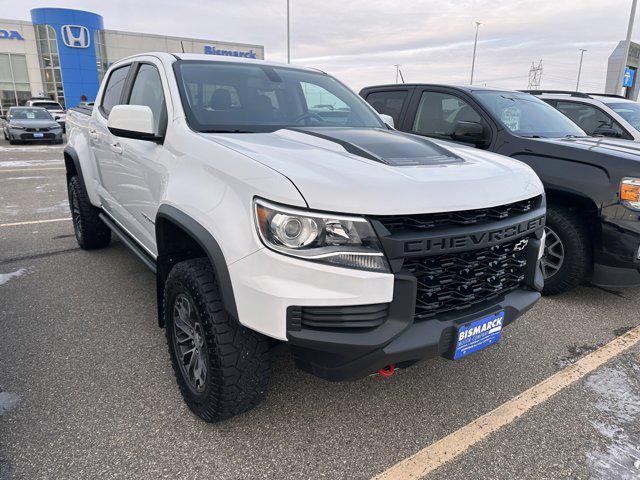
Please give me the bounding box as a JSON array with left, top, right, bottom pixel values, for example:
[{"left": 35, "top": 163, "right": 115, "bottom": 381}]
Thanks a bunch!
[
  {"left": 100, "top": 65, "right": 131, "bottom": 116},
  {"left": 364, "top": 90, "right": 408, "bottom": 126},
  {"left": 555, "top": 101, "right": 628, "bottom": 138}
]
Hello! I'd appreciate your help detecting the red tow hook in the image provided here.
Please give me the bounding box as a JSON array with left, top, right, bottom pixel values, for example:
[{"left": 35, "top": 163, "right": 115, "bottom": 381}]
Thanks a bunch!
[{"left": 378, "top": 364, "right": 395, "bottom": 378}]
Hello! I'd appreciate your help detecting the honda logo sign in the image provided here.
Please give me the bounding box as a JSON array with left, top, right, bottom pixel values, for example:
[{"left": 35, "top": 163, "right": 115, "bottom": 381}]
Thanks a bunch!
[{"left": 60, "top": 25, "right": 90, "bottom": 49}]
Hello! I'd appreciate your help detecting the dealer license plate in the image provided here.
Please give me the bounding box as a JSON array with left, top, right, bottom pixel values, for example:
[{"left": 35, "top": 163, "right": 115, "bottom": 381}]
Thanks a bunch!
[
  {"left": 33, "top": 133, "right": 44, "bottom": 138},
  {"left": 454, "top": 311, "right": 504, "bottom": 360}
]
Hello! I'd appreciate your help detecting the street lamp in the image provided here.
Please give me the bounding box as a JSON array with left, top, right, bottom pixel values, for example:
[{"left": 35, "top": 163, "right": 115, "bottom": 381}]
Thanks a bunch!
[
  {"left": 576, "top": 49, "right": 587, "bottom": 91},
  {"left": 286, "top": 0, "right": 291, "bottom": 64},
  {"left": 470, "top": 21, "right": 482, "bottom": 85},
  {"left": 617, "top": 0, "right": 638, "bottom": 95}
]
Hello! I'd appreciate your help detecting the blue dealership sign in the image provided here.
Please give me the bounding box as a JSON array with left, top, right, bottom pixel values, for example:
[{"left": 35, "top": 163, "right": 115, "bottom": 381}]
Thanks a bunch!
[
  {"left": 204, "top": 45, "right": 257, "bottom": 59},
  {"left": 0, "top": 29, "right": 24, "bottom": 40},
  {"left": 30, "top": 8, "right": 104, "bottom": 108},
  {"left": 623, "top": 67, "right": 635, "bottom": 87}
]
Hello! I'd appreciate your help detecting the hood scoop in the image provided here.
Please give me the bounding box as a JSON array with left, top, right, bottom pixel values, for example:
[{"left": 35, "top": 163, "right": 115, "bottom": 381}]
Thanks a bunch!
[{"left": 287, "top": 127, "right": 464, "bottom": 167}]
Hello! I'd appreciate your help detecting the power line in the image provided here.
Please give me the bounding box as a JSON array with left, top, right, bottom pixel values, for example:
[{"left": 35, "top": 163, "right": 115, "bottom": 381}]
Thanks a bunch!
[{"left": 527, "top": 59, "right": 543, "bottom": 89}]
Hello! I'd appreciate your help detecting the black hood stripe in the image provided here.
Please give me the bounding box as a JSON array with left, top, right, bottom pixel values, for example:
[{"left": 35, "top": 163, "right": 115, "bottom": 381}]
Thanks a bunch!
[{"left": 286, "top": 127, "right": 464, "bottom": 166}]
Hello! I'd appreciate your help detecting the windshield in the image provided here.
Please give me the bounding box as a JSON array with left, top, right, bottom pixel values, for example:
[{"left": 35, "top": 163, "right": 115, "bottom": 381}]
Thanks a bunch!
[
  {"left": 608, "top": 102, "right": 640, "bottom": 131},
  {"left": 174, "top": 60, "right": 384, "bottom": 133},
  {"left": 32, "top": 102, "right": 63, "bottom": 110},
  {"left": 474, "top": 91, "right": 586, "bottom": 138},
  {"left": 10, "top": 108, "right": 53, "bottom": 120}
]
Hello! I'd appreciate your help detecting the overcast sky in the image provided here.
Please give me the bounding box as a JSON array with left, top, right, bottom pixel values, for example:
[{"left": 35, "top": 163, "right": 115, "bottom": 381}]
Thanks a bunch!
[{"left": 5, "top": 0, "right": 637, "bottom": 92}]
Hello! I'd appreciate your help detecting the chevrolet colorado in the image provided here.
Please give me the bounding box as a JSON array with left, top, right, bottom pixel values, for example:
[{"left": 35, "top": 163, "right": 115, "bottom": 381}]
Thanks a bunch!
[
  {"left": 362, "top": 84, "right": 640, "bottom": 294},
  {"left": 65, "top": 54, "right": 545, "bottom": 421}
]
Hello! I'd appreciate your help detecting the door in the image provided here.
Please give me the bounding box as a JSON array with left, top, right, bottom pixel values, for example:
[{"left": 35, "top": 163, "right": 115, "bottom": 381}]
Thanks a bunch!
[
  {"left": 93, "top": 63, "right": 132, "bottom": 216},
  {"left": 406, "top": 89, "right": 492, "bottom": 147},
  {"left": 109, "top": 62, "right": 169, "bottom": 253}
]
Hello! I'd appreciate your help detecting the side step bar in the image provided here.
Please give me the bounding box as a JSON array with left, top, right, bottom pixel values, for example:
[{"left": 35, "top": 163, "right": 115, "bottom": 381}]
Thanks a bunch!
[{"left": 98, "top": 213, "right": 157, "bottom": 273}]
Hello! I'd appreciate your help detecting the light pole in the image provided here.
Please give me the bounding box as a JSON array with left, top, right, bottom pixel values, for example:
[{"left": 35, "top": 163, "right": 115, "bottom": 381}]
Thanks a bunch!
[
  {"left": 470, "top": 21, "right": 482, "bottom": 85},
  {"left": 617, "top": 0, "right": 638, "bottom": 95},
  {"left": 576, "top": 49, "right": 587, "bottom": 91},
  {"left": 286, "top": 0, "right": 291, "bottom": 64}
]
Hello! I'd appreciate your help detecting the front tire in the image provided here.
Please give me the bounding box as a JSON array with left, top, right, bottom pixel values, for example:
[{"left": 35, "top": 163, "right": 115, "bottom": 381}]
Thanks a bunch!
[
  {"left": 541, "top": 205, "right": 591, "bottom": 295},
  {"left": 68, "top": 176, "right": 111, "bottom": 249},
  {"left": 164, "top": 258, "right": 270, "bottom": 422}
]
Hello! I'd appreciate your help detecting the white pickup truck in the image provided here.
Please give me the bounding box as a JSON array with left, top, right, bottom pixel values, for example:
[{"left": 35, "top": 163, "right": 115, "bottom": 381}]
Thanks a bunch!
[{"left": 65, "top": 52, "right": 546, "bottom": 422}]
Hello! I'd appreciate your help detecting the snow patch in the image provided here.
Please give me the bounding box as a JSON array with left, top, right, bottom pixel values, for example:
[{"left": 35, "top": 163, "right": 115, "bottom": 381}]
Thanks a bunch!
[
  {"left": 585, "top": 364, "right": 640, "bottom": 479},
  {"left": 0, "top": 159, "right": 64, "bottom": 168},
  {"left": 0, "top": 392, "right": 22, "bottom": 415},
  {"left": 0, "top": 268, "right": 28, "bottom": 286},
  {"left": 35, "top": 200, "right": 69, "bottom": 214}
]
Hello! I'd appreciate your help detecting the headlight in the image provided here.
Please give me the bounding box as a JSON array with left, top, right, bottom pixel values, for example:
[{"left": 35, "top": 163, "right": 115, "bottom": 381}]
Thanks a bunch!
[
  {"left": 254, "top": 198, "right": 390, "bottom": 273},
  {"left": 620, "top": 177, "right": 640, "bottom": 210},
  {"left": 10, "top": 125, "right": 25, "bottom": 130}
]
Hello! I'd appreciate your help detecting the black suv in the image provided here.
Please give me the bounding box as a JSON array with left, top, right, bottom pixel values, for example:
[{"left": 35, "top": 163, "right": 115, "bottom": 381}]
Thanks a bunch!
[{"left": 360, "top": 84, "right": 640, "bottom": 294}]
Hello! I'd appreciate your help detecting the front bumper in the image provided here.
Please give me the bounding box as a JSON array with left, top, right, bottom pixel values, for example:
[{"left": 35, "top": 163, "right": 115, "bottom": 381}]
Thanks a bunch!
[
  {"left": 288, "top": 277, "right": 540, "bottom": 381},
  {"left": 8, "top": 129, "right": 62, "bottom": 142},
  {"left": 592, "top": 208, "right": 640, "bottom": 287}
]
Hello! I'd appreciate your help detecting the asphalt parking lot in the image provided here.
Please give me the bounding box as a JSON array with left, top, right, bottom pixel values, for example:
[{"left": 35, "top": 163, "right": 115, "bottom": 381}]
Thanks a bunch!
[{"left": 1, "top": 137, "right": 640, "bottom": 480}]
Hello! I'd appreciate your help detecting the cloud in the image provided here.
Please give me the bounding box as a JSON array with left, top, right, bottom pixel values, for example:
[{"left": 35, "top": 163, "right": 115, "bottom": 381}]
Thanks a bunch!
[{"left": 6, "top": 0, "right": 633, "bottom": 91}]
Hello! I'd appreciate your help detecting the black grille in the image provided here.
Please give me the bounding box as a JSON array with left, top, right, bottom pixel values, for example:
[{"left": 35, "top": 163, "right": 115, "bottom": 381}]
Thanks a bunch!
[
  {"left": 24, "top": 127, "right": 50, "bottom": 132},
  {"left": 406, "top": 236, "right": 531, "bottom": 320},
  {"left": 375, "top": 196, "right": 542, "bottom": 234},
  {"left": 288, "top": 304, "right": 389, "bottom": 330}
]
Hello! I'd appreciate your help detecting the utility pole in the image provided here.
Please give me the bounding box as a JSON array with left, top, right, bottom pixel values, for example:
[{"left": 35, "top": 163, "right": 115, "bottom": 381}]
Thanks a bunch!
[
  {"left": 286, "top": 0, "right": 291, "bottom": 64},
  {"left": 470, "top": 21, "right": 481, "bottom": 85},
  {"left": 527, "top": 59, "right": 543, "bottom": 90},
  {"left": 394, "top": 64, "right": 401, "bottom": 84},
  {"left": 617, "top": 0, "right": 638, "bottom": 95},
  {"left": 576, "top": 49, "right": 587, "bottom": 91}
]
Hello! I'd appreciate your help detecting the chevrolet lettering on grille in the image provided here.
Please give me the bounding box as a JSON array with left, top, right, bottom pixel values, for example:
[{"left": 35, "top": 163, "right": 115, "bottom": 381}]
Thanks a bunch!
[{"left": 403, "top": 216, "right": 544, "bottom": 255}]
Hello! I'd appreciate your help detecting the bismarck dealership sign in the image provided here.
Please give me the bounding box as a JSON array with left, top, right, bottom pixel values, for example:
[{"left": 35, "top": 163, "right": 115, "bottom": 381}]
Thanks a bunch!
[
  {"left": 0, "top": 29, "right": 24, "bottom": 40},
  {"left": 204, "top": 45, "right": 257, "bottom": 58}
]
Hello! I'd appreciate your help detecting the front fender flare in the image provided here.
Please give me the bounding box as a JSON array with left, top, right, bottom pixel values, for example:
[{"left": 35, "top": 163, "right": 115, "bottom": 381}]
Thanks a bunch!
[{"left": 155, "top": 205, "right": 239, "bottom": 324}]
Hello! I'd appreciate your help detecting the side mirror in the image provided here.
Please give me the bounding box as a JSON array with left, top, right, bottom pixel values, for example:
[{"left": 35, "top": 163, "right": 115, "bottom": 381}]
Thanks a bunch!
[
  {"left": 379, "top": 113, "right": 395, "bottom": 129},
  {"left": 107, "top": 105, "right": 161, "bottom": 142},
  {"left": 593, "top": 127, "right": 619, "bottom": 138},
  {"left": 451, "top": 121, "right": 489, "bottom": 146}
]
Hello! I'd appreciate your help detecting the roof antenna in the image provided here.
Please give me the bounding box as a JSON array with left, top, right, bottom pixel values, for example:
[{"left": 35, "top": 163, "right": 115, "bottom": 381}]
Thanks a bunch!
[{"left": 180, "top": 41, "right": 185, "bottom": 53}]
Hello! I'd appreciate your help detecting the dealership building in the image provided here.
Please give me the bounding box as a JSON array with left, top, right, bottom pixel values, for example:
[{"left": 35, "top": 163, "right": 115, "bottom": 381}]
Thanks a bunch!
[{"left": 0, "top": 7, "right": 264, "bottom": 114}]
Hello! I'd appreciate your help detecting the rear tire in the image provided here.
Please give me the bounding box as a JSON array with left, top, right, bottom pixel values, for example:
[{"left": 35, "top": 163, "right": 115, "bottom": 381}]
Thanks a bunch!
[
  {"left": 164, "top": 258, "right": 270, "bottom": 422},
  {"left": 68, "top": 175, "right": 111, "bottom": 249},
  {"left": 541, "top": 205, "right": 591, "bottom": 295}
]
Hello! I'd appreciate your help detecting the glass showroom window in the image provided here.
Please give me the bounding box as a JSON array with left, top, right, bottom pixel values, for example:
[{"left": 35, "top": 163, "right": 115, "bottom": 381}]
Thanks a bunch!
[
  {"left": 94, "top": 30, "right": 109, "bottom": 82},
  {"left": 0, "top": 54, "right": 31, "bottom": 117},
  {"left": 35, "top": 24, "right": 66, "bottom": 108}
]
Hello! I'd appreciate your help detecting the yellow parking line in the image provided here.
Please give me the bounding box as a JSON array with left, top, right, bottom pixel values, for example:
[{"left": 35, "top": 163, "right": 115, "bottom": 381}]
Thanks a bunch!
[
  {"left": 0, "top": 217, "right": 71, "bottom": 227},
  {"left": 373, "top": 324, "right": 640, "bottom": 480}
]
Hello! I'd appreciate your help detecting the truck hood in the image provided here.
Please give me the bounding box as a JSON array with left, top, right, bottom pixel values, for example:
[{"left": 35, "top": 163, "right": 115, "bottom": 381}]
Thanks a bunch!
[{"left": 201, "top": 127, "right": 543, "bottom": 215}]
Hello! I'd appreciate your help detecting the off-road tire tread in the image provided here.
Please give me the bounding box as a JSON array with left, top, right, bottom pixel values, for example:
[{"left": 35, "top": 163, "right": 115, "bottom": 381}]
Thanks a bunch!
[
  {"left": 164, "top": 258, "right": 270, "bottom": 422},
  {"left": 542, "top": 205, "right": 591, "bottom": 295},
  {"left": 68, "top": 175, "right": 111, "bottom": 249}
]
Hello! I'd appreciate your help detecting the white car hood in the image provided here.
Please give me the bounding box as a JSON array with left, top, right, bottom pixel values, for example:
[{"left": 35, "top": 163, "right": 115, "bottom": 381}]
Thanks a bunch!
[{"left": 201, "top": 128, "right": 543, "bottom": 215}]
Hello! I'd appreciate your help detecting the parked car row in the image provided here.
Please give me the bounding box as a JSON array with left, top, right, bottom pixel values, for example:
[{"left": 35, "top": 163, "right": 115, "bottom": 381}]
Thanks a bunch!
[
  {"left": 56, "top": 52, "right": 640, "bottom": 422},
  {"left": 362, "top": 84, "right": 640, "bottom": 296}
]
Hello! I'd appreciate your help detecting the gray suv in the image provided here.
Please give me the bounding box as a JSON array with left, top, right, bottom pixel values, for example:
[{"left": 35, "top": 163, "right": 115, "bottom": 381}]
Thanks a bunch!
[{"left": 2, "top": 107, "right": 64, "bottom": 145}]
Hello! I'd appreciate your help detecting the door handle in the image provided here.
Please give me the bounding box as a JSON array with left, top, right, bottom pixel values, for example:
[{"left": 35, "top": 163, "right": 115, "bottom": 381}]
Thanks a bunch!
[{"left": 110, "top": 142, "right": 123, "bottom": 155}]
